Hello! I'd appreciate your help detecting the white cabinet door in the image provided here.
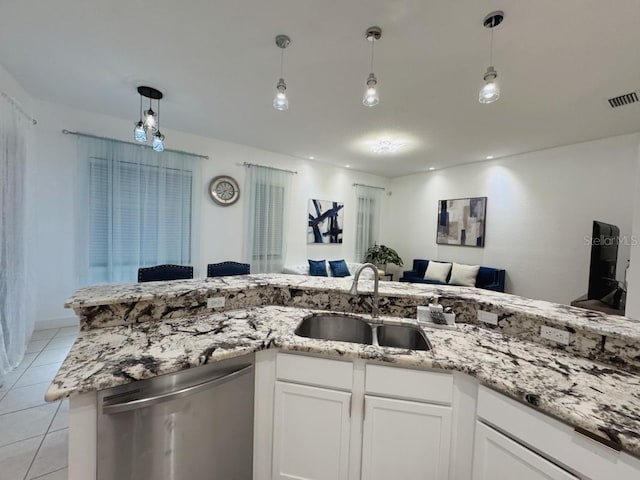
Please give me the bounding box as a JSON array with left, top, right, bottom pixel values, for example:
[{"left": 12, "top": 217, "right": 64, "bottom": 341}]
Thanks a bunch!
[
  {"left": 272, "top": 381, "right": 352, "bottom": 480},
  {"left": 473, "top": 422, "right": 578, "bottom": 480},
  {"left": 361, "top": 395, "right": 452, "bottom": 480}
]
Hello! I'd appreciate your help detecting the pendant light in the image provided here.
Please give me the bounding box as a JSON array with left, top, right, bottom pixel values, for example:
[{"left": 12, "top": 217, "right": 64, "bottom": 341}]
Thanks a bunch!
[
  {"left": 152, "top": 97, "right": 165, "bottom": 152},
  {"left": 134, "top": 94, "right": 147, "bottom": 143},
  {"left": 363, "top": 26, "right": 382, "bottom": 107},
  {"left": 133, "top": 86, "right": 165, "bottom": 152},
  {"left": 273, "top": 34, "right": 291, "bottom": 111},
  {"left": 479, "top": 11, "right": 504, "bottom": 104}
]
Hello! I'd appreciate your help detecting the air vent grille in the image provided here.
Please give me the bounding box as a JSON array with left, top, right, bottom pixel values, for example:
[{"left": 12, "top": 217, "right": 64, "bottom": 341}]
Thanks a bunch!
[{"left": 608, "top": 91, "right": 638, "bottom": 108}]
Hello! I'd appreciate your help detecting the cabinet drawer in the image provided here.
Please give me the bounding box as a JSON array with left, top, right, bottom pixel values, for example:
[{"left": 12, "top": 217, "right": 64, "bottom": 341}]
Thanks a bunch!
[
  {"left": 365, "top": 364, "right": 453, "bottom": 404},
  {"left": 477, "top": 386, "right": 631, "bottom": 480},
  {"left": 276, "top": 353, "right": 353, "bottom": 390}
]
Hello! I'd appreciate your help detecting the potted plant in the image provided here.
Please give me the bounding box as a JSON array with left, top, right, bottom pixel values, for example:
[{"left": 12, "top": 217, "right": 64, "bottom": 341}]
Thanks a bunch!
[{"left": 363, "top": 244, "right": 403, "bottom": 272}]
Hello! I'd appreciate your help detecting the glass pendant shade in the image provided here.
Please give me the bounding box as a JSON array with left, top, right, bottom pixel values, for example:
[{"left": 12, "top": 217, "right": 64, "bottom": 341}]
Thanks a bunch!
[
  {"left": 143, "top": 109, "right": 157, "bottom": 130},
  {"left": 479, "top": 66, "right": 500, "bottom": 104},
  {"left": 152, "top": 132, "right": 165, "bottom": 152},
  {"left": 363, "top": 86, "right": 379, "bottom": 107},
  {"left": 134, "top": 121, "right": 147, "bottom": 143},
  {"left": 363, "top": 73, "right": 379, "bottom": 107},
  {"left": 273, "top": 79, "right": 288, "bottom": 111},
  {"left": 479, "top": 81, "right": 500, "bottom": 103}
]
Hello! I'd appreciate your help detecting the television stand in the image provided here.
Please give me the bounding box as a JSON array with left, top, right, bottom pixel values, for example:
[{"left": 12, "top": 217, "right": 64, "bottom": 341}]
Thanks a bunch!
[{"left": 571, "top": 294, "right": 626, "bottom": 316}]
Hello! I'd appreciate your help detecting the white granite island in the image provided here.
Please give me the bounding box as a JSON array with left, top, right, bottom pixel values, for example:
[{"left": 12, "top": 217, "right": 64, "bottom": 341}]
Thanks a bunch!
[{"left": 50, "top": 274, "right": 640, "bottom": 479}]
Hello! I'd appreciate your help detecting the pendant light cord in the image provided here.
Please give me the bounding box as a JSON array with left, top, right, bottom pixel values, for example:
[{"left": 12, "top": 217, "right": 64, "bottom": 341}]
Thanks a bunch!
[
  {"left": 370, "top": 38, "right": 375, "bottom": 73},
  {"left": 157, "top": 97, "right": 160, "bottom": 130},
  {"left": 139, "top": 95, "right": 143, "bottom": 121},
  {"left": 280, "top": 48, "right": 284, "bottom": 78},
  {"left": 489, "top": 26, "right": 494, "bottom": 66}
]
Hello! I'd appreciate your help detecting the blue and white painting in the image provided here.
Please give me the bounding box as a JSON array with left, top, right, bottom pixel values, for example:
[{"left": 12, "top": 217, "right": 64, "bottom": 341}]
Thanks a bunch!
[
  {"left": 437, "top": 197, "right": 487, "bottom": 247},
  {"left": 308, "top": 199, "right": 344, "bottom": 244}
]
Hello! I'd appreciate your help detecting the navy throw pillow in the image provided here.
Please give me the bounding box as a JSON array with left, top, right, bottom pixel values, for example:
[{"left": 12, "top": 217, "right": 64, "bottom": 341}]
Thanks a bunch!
[
  {"left": 308, "top": 259, "right": 328, "bottom": 276},
  {"left": 329, "top": 260, "right": 351, "bottom": 277}
]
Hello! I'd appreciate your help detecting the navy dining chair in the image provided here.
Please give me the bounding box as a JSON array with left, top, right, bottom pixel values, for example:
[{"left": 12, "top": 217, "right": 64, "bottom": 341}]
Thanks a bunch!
[
  {"left": 207, "top": 261, "right": 250, "bottom": 277},
  {"left": 138, "top": 264, "right": 194, "bottom": 282}
]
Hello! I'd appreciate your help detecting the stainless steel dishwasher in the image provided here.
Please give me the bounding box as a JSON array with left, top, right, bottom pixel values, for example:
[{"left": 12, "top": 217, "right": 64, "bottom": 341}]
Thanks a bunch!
[{"left": 97, "top": 354, "right": 254, "bottom": 480}]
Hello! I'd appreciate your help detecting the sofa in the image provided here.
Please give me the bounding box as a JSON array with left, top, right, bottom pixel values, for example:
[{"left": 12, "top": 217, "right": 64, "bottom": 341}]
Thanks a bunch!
[
  {"left": 400, "top": 259, "right": 506, "bottom": 292},
  {"left": 283, "top": 262, "right": 376, "bottom": 280}
]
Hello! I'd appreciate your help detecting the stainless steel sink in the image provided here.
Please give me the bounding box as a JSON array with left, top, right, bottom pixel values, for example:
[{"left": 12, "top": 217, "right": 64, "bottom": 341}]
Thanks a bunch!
[
  {"left": 294, "top": 314, "right": 434, "bottom": 352},
  {"left": 295, "top": 314, "right": 374, "bottom": 345},
  {"left": 376, "top": 324, "right": 432, "bottom": 351}
]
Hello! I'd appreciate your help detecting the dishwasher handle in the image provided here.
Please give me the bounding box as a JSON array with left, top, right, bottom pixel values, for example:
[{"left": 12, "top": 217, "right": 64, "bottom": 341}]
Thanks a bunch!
[{"left": 102, "top": 364, "right": 253, "bottom": 415}]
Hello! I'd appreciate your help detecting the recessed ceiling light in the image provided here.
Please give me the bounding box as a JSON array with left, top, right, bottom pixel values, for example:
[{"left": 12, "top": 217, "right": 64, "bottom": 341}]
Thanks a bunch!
[
  {"left": 345, "top": 164, "right": 351, "bottom": 168},
  {"left": 429, "top": 167, "right": 435, "bottom": 171},
  {"left": 485, "top": 155, "right": 494, "bottom": 160},
  {"left": 308, "top": 156, "right": 315, "bottom": 160}
]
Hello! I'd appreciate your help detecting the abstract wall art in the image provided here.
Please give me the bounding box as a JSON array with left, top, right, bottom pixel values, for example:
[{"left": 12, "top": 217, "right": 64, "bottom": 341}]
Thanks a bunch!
[
  {"left": 308, "top": 199, "right": 344, "bottom": 244},
  {"left": 437, "top": 197, "right": 487, "bottom": 247}
]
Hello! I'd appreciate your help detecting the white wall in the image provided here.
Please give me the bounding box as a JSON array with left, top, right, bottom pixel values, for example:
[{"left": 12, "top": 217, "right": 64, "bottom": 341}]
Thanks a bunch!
[
  {"left": 382, "top": 134, "right": 640, "bottom": 306},
  {"left": 29, "top": 100, "right": 388, "bottom": 327},
  {"left": 625, "top": 143, "right": 640, "bottom": 319}
]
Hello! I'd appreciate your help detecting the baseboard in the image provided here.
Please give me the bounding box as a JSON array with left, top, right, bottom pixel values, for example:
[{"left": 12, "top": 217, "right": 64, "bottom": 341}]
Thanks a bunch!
[{"left": 35, "top": 316, "right": 79, "bottom": 330}]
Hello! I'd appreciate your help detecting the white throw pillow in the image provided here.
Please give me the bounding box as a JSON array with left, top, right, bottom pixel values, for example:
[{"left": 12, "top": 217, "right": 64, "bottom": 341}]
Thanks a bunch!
[
  {"left": 282, "top": 265, "right": 309, "bottom": 275},
  {"left": 424, "top": 262, "right": 452, "bottom": 283},
  {"left": 448, "top": 263, "right": 480, "bottom": 287}
]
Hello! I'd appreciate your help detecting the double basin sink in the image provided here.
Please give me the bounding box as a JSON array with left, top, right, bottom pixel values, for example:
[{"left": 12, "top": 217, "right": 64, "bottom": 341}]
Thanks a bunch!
[{"left": 295, "top": 314, "right": 432, "bottom": 351}]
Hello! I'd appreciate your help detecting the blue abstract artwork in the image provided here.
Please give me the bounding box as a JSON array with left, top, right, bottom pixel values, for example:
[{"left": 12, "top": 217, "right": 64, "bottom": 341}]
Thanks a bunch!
[
  {"left": 437, "top": 197, "right": 487, "bottom": 247},
  {"left": 308, "top": 199, "right": 344, "bottom": 244}
]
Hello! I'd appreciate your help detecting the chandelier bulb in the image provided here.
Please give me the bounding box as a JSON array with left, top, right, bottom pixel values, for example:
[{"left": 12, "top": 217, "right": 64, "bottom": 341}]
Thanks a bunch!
[{"left": 143, "top": 108, "right": 157, "bottom": 131}]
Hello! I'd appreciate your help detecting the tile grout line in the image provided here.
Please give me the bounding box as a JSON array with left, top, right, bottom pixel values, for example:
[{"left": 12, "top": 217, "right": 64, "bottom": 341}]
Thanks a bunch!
[
  {"left": 23, "top": 400, "right": 64, "bottom": 480},
  {"left": 0, "top": 432, "right": 49, "bottom": 450},
  {"left": 0, "top": 387, "right": 59, "bottom": 419},
  {"left": 30, "top": 466, "right": 67, "bottom": 480}
]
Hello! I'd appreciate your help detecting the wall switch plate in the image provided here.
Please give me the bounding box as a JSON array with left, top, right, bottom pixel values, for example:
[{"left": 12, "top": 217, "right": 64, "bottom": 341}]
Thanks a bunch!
[
  {"left": 207, "top": 297, "right": 226, "bottom": 309},
  {"left": 478, "top": 310, "right": 499, "bottom": 326},
  {"left": 540, "top": 325, "right": 570, "bottom": 345}
]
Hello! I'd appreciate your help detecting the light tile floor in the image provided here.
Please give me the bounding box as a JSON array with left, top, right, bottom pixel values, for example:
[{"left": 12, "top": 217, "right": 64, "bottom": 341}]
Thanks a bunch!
[{"left": 0, "top": 327, "right": 77, "bottom": 480}]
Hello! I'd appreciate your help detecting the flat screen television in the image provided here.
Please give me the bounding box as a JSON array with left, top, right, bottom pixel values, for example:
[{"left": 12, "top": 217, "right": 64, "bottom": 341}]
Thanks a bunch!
[{"left": 587, "top": 220, "right": 620, "bottom": 306}]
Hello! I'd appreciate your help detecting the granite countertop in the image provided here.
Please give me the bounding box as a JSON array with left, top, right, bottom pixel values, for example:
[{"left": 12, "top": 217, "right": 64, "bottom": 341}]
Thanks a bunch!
[
  {"left": 66, "top": 274, "right": 640, "bottom": 341},
  {"left": 46, "top": 305, "right": 640, "bottom": 457}
]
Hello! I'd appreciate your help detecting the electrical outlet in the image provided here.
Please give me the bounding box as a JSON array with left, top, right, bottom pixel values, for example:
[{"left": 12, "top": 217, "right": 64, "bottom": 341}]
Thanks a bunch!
[
  {"left": 207, "top": 297, "right": 226, "bottom": 309},
  {"left": 478, "top": 310, "right": 499, "bottom": 326},
  {"left": 540, "top": 325, "right": 570, "bottom": 345}
]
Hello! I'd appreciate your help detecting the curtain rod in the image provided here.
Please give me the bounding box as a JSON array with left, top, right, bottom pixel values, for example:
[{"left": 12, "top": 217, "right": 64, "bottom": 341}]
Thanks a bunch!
[
  {"left": 241, "top": 162, "right": 298, "bottom": 174},
  {"left": 61, "top": 129, "right": 209, "bottom": 159},
  {"left": 353, "top": 183, "right": 385, "bottom": 191},
  {"left": 1, "top": 92, "right": 37, "bottom": 125}
]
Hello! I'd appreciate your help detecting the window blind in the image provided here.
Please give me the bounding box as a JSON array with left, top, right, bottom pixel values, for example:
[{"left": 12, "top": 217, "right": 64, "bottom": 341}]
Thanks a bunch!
[{"left": 78, "top": 136, "right": 201, "bottom": 284}]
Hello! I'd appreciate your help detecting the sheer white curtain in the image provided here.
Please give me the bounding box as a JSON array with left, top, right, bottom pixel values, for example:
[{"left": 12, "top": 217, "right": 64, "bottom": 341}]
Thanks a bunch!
[
  {"left": 75, "top": 135, "right": 202, "bottom": 284},
  {"left": 355, "top": 185, "right": 383, "bottom": 263},
  {"left": 244, "top": 165, "right": 292, "bottom": 273},
  {"left": 0, "top": 95, "right": 32, "bottom": 376}
]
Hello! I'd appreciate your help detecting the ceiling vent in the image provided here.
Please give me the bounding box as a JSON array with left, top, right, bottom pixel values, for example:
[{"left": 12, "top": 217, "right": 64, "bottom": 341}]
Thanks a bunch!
[{"left": 608, "top": 91, "right": 638, "bottom": 108}]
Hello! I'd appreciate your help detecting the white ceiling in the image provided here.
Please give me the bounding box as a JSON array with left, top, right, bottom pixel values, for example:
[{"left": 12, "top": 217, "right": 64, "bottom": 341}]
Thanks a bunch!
[{"left": 1, "top": 0, "right": 640, "bottom": 177}]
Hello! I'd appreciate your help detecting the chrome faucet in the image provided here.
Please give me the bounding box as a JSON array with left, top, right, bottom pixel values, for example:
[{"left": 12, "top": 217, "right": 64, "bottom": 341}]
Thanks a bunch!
[{"left": 349, "top": 263, "right": 380, "bottom": 318}]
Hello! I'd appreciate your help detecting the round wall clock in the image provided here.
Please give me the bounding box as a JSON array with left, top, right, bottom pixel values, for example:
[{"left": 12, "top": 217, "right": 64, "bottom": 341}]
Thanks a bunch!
[{"left": 209, "top": 175, "right": 240, "bottom": 206}]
